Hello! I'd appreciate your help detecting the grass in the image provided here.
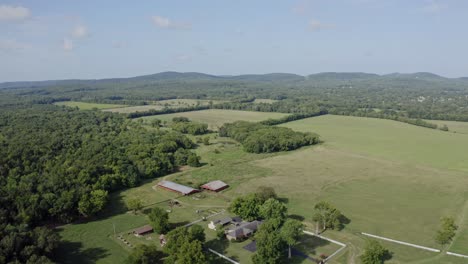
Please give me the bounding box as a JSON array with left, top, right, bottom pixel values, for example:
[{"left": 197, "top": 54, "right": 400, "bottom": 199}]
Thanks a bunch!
[
  {"left": 103, "top": 99, "right": 224, "bottom": 114},
  {"left": 139, "top": 109, "right": 290, "bottom": 130},
  {"left": 425, "top": 119, "right": 468, "bottom": 135},
  {"left": 57, "top": 114, "right": 468, "bottom": 263},
  {"left": 54, "top": 101, "right": 125, "bottom": 110}
]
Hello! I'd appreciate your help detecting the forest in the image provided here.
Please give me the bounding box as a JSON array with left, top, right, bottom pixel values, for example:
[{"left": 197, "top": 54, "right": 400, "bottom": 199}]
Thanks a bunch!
[
  {"left": 219, "top": 121, "right": 319, "bottom": 153},
  {"left": 0, "top": 105, "right": 200, "bottom": 263}
]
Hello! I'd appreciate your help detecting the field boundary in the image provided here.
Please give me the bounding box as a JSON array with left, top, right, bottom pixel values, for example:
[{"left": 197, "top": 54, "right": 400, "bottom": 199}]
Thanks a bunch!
[
  {"left": 303, "top": 230, "right": 347, "bottom": 262},
  {"left": 447, "top": 251, "right": 468, "bottom": 258},
  {"left": 208, "top": 248, "right": 240, "bottom": 264},
  {"left": 361, "top": 232, "right": 440, "bottom": 253}
]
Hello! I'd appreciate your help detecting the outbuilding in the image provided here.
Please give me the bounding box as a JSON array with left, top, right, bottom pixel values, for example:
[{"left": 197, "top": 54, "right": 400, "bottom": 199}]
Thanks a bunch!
[
  {"left": 157, "top": 180, "right": 199, "bottom": 195},
  {"left": 201, "top": 180, "right": 229, "bottom": 192},
  {"left": 133, "top": 225, "right": 153, "bottom": 236}
]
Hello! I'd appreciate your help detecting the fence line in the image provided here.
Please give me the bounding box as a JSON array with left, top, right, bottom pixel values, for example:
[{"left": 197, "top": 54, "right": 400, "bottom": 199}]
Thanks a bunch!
[
  {"left": 303, "top": 230, "right": 347, "bottom": 263},
  {"left": 208, "top": 248, "right": 240, "bottom": 264},
  {"left": 447, "top": 251, "right": 468, "bottom": 258},
  {"left": 361, "top": 232, "right": 440, "bottom": 253}
]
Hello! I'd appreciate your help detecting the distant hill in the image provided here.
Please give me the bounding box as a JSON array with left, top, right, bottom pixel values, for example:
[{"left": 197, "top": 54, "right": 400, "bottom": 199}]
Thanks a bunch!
[
  {"left": 1, "top": 71, "right": 465, "bottom": 89},
  {"left": 307, "top": 72, "right": 379, "bottom": 80},
  {"left": 229, "top": 73, "right": 305, "bottom": 82}
]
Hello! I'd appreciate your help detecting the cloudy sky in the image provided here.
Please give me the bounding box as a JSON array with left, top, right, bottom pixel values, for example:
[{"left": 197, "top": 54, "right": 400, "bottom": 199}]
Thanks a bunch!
[{"left": 0, "top": 0, "right": 467, "bottom": 81}]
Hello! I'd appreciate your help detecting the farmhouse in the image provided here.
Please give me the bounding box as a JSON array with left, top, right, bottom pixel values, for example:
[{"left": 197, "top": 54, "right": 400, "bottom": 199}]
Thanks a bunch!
[
  {"left": 226, "top": 220, "right": 262, "bottom": 241},
  {"left": 133, "top": 225, "right": 153, "bottom": 236},
  {"left": 157, "top": 180, "right": 199, "bottom": 195},
  {"left": 201, "top": 180, "right": 229, "bottom": 192},
  {"left": 208, "top": 216, "right": 242, "bottom": 230}
]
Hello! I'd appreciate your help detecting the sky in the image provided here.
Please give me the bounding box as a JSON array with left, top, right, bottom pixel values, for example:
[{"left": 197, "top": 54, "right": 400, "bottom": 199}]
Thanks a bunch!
[{"left": 0, "top": 0, "right": 467, "bottom": 82}]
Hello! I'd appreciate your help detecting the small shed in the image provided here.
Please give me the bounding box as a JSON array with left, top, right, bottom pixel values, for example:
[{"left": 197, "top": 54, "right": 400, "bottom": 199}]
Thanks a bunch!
[
  {"left": 201, "top": 180, "right": 229, "bottom": 192},
  {"left": 133, "top": 225, "right": 153, "bottom": 236},
  {"left": 157, "top": 180, "right": 199, "bottom": 195}
]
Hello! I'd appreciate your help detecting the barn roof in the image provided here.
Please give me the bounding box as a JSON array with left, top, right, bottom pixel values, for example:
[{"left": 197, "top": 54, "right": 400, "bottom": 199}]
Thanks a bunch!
[
  {"left": 134, "top": 225, "right": 153, "bottom": 235},
  {"left": 157, "top": 180, "right": 199, "bottom": 195},
  {"left": 201, "top": 180, "right": 229, "bottom": 191}
]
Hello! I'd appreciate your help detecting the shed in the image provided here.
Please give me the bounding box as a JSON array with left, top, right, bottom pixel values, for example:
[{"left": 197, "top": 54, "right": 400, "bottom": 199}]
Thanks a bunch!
[
  {"left": 133, "top": 225, "right": 153, "bottom": 236},
  {"left": 157, "top": 180, "right": 199, "bottom": 195},
  {"left": 201, "top": 180, "right": 229, "bottom": 192}
]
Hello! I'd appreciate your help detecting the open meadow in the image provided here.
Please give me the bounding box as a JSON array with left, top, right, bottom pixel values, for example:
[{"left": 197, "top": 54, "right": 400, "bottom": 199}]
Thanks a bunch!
[
  {"left": 103, "top": 99, "right": 224, "bottom": 113},
  {"left": 57, "top": 113, "right": 468, "bottom": 263},
  {"left": 139, "top": 109, "right": 290, "bottom": 130}
]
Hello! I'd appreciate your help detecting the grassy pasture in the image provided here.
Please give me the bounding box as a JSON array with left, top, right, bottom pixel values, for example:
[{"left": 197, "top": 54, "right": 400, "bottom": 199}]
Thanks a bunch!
[
  {"left": 425, "top": 119, "right": 468, "bottom": 135},
  {"left": 103, "top": 99, "right": 224, "bottom": 113},
  {"left": 139, "top": 109, "right": 289, "bottom": 130},
  {"left": 57, "top": 114, "right": 468, "bottom": 263},
  {"left": 54, "top": 101, "right": 125, "bottom": 110}
]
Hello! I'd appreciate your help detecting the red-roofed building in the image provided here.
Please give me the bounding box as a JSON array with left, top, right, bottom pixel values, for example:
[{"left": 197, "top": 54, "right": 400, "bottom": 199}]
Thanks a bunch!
[{"left": 201, "top": 180, "right": 229, "bottom": 192}]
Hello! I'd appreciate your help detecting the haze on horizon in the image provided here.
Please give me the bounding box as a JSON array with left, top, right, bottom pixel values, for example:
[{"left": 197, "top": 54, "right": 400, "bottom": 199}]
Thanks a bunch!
[{"left": 1, "top": 0, "right": 467, "bottom": 82}]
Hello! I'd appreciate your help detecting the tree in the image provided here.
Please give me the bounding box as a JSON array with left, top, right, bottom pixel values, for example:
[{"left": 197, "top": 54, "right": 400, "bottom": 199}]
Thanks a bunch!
[
  {"left": 148, "top": 207, "right": 170, "bottom": 234},
  {"left": 252, "top": 226, "right": 286, "bottom": 264},
  {"left": 435, "top": 216, "right": 458, "bottom": 245},
  {"left": 125, "top": 244, "right": 163, "bottom": 264},
  {"left": 255, "top": 186, "right": 278, "bottom": 203},
  {"left": 78, "top": 189, "right": 108, "bottom": 217},
  {"left": 229, "top": 194, "right": 261, "bottom": 221},
  {"left": 176, "top": 240, "right": 206, "bottom": 264},
  {"left": 163, "top": 226, "right": 206, "bottom": 264},
  {"left": 360, "top": 240, "right": 390, "bottom": 264},
  {"left": 203, "top": 136, "right": 210, "bottom": 145},
  {"left": 216, "top": 227, "right": 226, "bottom": 240},
  {"left": 259, "top": 198, "right": 287, "bottom": 222},
  {"left": 312, "top": 201, "right": 343, "bottom": 233},
  {"left": 187, "top": 153, "right": 201, "bottom": 167},
  {"left": 189, "top": 224, "right": 206, "bottom": 243},
  {"left": 126, "top": 198, "right": 143, "bottom": 214},
  {"left": 281, "top": 219, "right": 304, "bottom": 259},
  {"left": 150, "top": 119, "right": 162, "bottom": 128}
]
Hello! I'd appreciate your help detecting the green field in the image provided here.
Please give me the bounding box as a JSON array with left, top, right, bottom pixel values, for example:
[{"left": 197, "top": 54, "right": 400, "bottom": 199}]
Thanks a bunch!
[
  {"left": 139, "top": 109, "right": 290, "bottom": 130},
  {"left": 58, "top": 113, "right": 468, "bottom": 263},
  {"left": 54, "top": 101, "right": 126, "bottom": 110},
  {"left": 103, "top": 99, "right": 224, "bottom": 114},
  {"left": 425, "top": 119, "right": 468, "bottom": 135}
]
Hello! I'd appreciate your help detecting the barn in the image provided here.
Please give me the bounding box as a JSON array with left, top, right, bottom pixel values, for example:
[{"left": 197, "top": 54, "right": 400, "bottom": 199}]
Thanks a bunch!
[
  {"left": 133, "top": 225, "right": 153, "bottom": 236},
  {"left": 157, "top": 180, "right": 199, "bottom": 195},
  {"left": 201, "top": 180, "right": 229, "bottom": 192}
]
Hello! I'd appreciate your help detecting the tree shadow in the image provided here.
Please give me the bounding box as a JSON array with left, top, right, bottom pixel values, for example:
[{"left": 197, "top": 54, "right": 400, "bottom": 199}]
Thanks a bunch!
[
  {"left": 205, "top": 238, "right": 230, "bottom": 253},
  {"left": 337, "top": 214, "right": 351, "bottom": 231},
  {"left": 278, "top": 197, "right": 289, "bottom": 204},
  {"left": 383, "top": 250, "right": 393, "bottom": 262},
  {"left": 54, "top": 240, "right": 110, "bottom": 264},
  {"left": 171, "top": 221, "right": 190, "bottom": 229},
  {"left": 288, "top": 214, "right": 305, "bottom": 221}
]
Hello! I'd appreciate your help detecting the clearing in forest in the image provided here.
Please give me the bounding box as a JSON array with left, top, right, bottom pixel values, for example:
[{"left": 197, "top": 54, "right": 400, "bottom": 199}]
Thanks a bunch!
[
  {"left": 103, "top": 99, "right": 224, "bottom": 113},
  {"left": 139, "top": 109, "right": 289, "bottom": 130},
  {"left": 54, "top": 101, "right": 126, "bottom": 110}
]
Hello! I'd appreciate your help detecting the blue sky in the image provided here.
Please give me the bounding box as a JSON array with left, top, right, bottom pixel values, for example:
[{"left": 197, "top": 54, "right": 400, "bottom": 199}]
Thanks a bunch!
[{"left": 0, "top": 0, "right": 467, "bottom": 81}]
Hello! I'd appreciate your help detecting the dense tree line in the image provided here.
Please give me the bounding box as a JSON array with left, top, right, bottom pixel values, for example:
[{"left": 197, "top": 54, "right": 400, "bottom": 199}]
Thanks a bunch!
[
  {"left": 259, "top": 110, "right": 328, "bottom": 126},
  {"left": 169, "top": 117, "right": 209, "bottom": 135},
  {"left": 219, "top": 121, "right": 319, "bottom": 153},
  {"left": 0, "top": 105, "right": 200, "bottom": 262},
  {"left": 127, "top": 105, "right": 210, "bottom": 118}
]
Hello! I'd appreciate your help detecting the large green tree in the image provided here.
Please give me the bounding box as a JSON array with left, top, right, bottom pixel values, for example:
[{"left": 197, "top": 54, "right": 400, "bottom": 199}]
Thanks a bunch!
[
  {"left": 435, "top": 216, "right": 458, "bottom": 245},
  {"left": 360, "top": 240, "right": 390, "bottom": 264},
  {"left": 78, "top": 189, "right": 108, "bottom": 217},
  {"left": 312, "top": 201, "right": 344, "bottom": 233},
  {"left": 148, "top": 207, "right": 170, "bottom": 234},
  {"left": 125, "top": 244, "right": 163, "bottom": 264},
  {"left": 259, "top": 198, "right": 288, "bottom": 222},
  {"left": 229, "top": 194, "right": 262, "bottom": 221},
  {"left": 281, "top": 219, "right": 304, "bottom": 259},
  {"left": 252, "top": 225, "right": 287, "bottom": 264}
]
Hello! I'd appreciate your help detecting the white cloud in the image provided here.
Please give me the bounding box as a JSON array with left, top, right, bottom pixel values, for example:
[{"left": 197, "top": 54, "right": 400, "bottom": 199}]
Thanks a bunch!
[
  {"left": 151, "top": 15, "right": 191, "bottom": 30},
  {"left": 422, "top": 0, "right": 446, "bottom": 14},
  {"left": 309, "top": 20, "right": 334, "bottom": 31},
  {"left": 72, "top": 25, "right": 88, "bottom": 38},
  {"left": 0, "top": 39, "right": 30, "bottom": 52},
  {"left": 0, "top": 5, "right": 30, "bottom": 21},
  {"left": 63, "top": 38, "right": 73, "bottom": 51}
]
